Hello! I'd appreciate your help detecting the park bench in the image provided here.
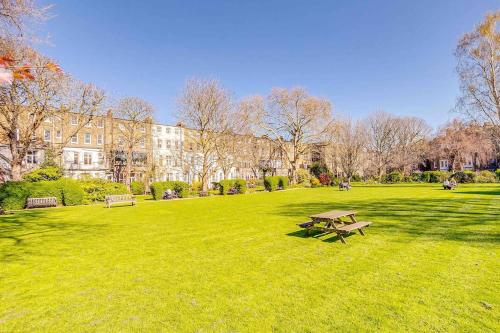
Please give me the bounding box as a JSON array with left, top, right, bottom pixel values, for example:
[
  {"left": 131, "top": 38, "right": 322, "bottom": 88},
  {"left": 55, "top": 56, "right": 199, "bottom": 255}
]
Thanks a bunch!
[
  {"left": 297, "top": 210, "right": 372, "bottom": 244},
  {"left": 105, "top": 194, "right": 135, "bottom": 208},
  {"left": 26, "top": 197, "right": 58, "bottom": 209}
]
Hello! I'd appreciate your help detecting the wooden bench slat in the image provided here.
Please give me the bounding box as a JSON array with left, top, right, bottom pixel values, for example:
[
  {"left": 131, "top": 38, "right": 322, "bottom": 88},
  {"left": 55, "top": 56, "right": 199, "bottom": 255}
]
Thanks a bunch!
[
  {"left": 297, "top": 221, "right": 315, "bottom": 228},
  {"left": 26, "top": 197, "right": 58, "bottom": 209},
  {"left": 337, "top": 221, "right": 372, "bottom": 232},
  {"left": 105, "top": 194, "right": 135, "bottom": 208}
]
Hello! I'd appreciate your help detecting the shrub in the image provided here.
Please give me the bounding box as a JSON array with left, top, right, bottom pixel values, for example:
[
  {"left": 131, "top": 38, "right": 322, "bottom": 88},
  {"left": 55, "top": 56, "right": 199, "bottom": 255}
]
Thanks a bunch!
[
  {"left": 318, "top": 173, "right": 332, "bottom": 186},
  {"left": 130, "top": 181, "right": 146, "bottom": 195},
  {"left": 264, "top": 176, "right": 279, "bottom": 192},
  {"left": 310, "top": 176, "right": 321, "bottom": 188},
  {"left": 0, "top": 181, "right": 32, "bottom": 210},
  {"left": 191, "top": 181, "right": 203, "bottom": 192},
  {"left": 57, "top": 178, "right": 84, "bottom": 206},
  {"left": 383, "top": 171, "right": 402, "bottom": 183},
  {"left": 451, "top": 170, "right": 476, "bottom": 183},
  {"left": 422, "top": 171, "right": 450, "bottom": 183},
  {"left": 496, "top": 169, "right": 500, "bottom": 180},
  {"left": 218, "top": 179, "right": 233, "bottom": 195},
  {"left": 297, "top": 169, "right": 310, "bottom": 185},
  {"left": 309, "top": 163, "right": 329, "bottom": 178},
  {"left": 277, "top": 176, "right": 289, "bottom": 189},
  {"left": 351, "top": 174, "right": 362, "bottom": 182},
  {"left": 79, "top": 178, "right": 129, "bottom": 203},
  {"left": 28, "top": 181, "right": 63, "bottom": 204},
  {"left": 23, "top": 166, "right": 63, "bottom": 182},
  {"left": 233, "top": 179, "right": 247, "bottom": 194},
  {"left": 410, "top": 172, "right": 423, "bottom": 182},
  {"left": 476, "top": 170, "right": 496, "bottom": 183},
  {"left": 150, "top": 181, "right": 190, "bottom": 199}
]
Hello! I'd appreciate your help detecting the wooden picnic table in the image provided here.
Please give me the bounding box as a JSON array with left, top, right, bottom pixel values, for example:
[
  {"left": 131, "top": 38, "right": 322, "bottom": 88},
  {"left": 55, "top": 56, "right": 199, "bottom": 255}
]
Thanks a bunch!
[{"left": 298, "top": 210, "right": 372, "bottom": 244}]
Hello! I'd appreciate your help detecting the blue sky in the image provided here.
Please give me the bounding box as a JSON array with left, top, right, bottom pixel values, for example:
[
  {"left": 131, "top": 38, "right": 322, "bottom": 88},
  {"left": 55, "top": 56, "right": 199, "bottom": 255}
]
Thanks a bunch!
[{"left": 37, "top": 0, "right": 499, "bottom": 127}]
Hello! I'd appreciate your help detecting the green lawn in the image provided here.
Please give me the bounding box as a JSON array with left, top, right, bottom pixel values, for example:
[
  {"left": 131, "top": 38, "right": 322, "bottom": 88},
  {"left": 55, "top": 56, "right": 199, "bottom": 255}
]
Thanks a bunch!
[{"left": 0, "top": 184, "right": 499, "bottom": 332}]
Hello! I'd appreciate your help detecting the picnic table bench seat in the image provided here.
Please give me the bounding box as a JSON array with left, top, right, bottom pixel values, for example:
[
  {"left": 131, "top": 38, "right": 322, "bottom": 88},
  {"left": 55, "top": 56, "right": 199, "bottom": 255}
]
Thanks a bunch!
[
  {"left": 26, "top": 197, "right": 58, "bottom": 209},
  {"left": 297, "top": 221, "right": 315, "bottom": 228},
  {"left": 105, "top": 194, "right": 135, "bottom": 208},
  {"left": 336, "top": 221, "right": 372, "bottom": 232}
]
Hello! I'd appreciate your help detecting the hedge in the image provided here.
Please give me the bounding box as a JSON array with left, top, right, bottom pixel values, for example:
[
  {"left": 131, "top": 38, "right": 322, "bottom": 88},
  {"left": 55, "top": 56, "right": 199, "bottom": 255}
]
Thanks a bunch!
[
  {"left": 0, "top": 178, "right": 85, "bottom": 210},
  {"left": 383, "top": 171, "right": 402, "bottom": 184},
  {"left": 28, "top": 181, "right": 63, "bottom": 204},
  {"left": 264, "top": 176, "right": 279, "bottom": 191},
  {"left": 277, "top": 176, "right": 289, "bottom": 189},
  {"left": 131, "top": 181, "right": 146, "bottom": 195},
  {"left": 476, "top": 170, "right": 496, "bottom": 183},
  {"left": 422, "top": 171, "right": 450, "bottom": 183},
  {"left": 58, "top": 178, "right": 84, "bottom": 206},
  {"left": 218, "top": 179, "right": 247, "bottom": 195},
  {"left": 23, "top": 166, "right": 63, "bottom": 182},
  {"left": 496, "top": 169, "right": 500, "bottom": 180},
  {"left": 78, "top": 178, "right": 129, "bottom": 203},
  {"left": 0, "top": 181, "right": 32, "bottom": 210},
  {"left": 150, "top": 181, "right": 190, "bottom": 200},
  {"left": 451, "top": 171, "right": 476, "bottom": 183}
]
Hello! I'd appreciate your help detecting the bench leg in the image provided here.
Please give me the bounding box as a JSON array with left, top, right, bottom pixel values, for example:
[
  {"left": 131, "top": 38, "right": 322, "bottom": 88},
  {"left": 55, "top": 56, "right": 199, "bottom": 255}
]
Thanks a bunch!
[
  {"left": 359, "top": 228, "right": 365, "bottom": 236},
  {"left": 338, "top": 233, "right": 346, "bottom": 244}
]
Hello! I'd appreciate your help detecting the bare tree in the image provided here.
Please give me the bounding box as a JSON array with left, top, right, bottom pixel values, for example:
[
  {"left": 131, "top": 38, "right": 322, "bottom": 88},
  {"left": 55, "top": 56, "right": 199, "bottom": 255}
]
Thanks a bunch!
[
  {"left": 393, "top": 116, "right": 431, "bottom": 175},
  {"left": 337, "top": 118, "right": 366, "bottom": 182},
  {"left": 0, "top": 41, "right": 104, "bottom": 180},
  {"left": 430, "top": 119, "right": 493, "bottom": 171},
  {"left": 254, "top": 87, "right": 333, "bottom": 183},
  {"left": 455, "top": 12, "right": 500, "bottom": 166},
  {"left": 0, "top": 0, "right": 51, "bottom": 38},
  {"left": 365, "top": 111, "right": 399, "bottom": 179},
  {"left": 177, "top": 78, "right": 231, "bottom": 190},
  {"left": 114, "top": 97, "right": 154, "bottom": 189}
]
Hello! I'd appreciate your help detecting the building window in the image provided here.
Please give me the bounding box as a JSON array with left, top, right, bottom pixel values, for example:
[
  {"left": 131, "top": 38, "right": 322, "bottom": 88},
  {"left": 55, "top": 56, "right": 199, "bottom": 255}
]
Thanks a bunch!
[
  {"left": 83, "top": 153, "right": 92, "bottom": 165},
  {"left": 26, "top": 151, "right": 38, "bottom": 164},
  {"left": 44, "top": 129, "right": 51, "bottom": 142},
  {"left": 175, "top": 128, "right": 180, "bottom": 135},
  {"left": 439, "top": 160, "right": 448, "bottom": 170},
  {"left": 156, "top": 126, "right": 161, "bottom": 133},
  {"left": 157, "top": 139, "right": 162, "bottom": 148},
  {"left": 98, "top": 152, "right": 104, "bottom": 164},
  {"left": 44, "top": 116, "right": 52, "bottom": 123},
  {"left": 84, "top": 133, "right": 91, "bottom": 144},
  {"left": 140, "top": 138, "right": 145, "bottom": 148},
  {"left": 166, "top": 156, "right": 172, "bottom": 166},
  {"left": 166, "top": 127, "right": 171, "bottom": 134},
  {"left": 166, "top": 173, "right": 173, "bottom": 181},
  {"left": 174, "top": 140, "right": 179, "bottom": 149},
  {"left": 97, "top": 134, "right": 103, "bottom": 145},
  {"left": 73, "top": 152, "right": 79, "bottom": 164},
  {"left": 166, "top": 140, "right": 171, "bottom": 148},
  {"left": 70, "top": 116, "right": 78, "bottom": 125},
  {"left": 56, "top": 130, "right": 62, "bottom": 139},
  {"left": 97, "top": 119, "right": 104, "bottom": 128}
]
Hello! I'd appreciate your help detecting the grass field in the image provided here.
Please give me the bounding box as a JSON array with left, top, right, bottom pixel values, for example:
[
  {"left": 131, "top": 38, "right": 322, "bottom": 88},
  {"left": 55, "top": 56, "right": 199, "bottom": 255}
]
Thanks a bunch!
[{"left": 0, "top": 183, "right": 499, "bottom": 332}]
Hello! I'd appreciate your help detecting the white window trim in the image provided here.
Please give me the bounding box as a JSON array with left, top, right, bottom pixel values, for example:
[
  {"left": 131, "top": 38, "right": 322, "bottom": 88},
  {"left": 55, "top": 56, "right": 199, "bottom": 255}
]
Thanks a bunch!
[
  {"left": 71, "top": 135, "right": 78, "bottom": 144},
  {"left": 84, "top": 133, "right": 92, "bottom": 145}
]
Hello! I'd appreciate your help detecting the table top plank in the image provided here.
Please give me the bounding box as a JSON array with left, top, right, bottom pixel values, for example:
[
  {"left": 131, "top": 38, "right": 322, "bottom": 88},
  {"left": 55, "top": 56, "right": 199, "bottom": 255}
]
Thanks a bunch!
[{"left": 310, "top": 210, "right": 356, "bottom": 220}]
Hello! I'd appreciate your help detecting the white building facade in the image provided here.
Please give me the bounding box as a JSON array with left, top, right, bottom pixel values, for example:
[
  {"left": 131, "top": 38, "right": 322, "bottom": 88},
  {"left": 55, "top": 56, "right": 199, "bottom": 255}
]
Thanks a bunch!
[{"left": 151, "top": 124, "right": 185, "bottom": 182}]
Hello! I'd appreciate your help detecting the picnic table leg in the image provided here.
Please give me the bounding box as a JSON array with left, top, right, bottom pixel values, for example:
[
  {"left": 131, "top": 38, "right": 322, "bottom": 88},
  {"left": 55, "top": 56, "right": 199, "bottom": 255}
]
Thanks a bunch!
[
  {"left": 359, "top": 228, "right": 365, "bottom": 236},
  {"left": 337, "top": 232, "right": 346, "bottom": 244}
]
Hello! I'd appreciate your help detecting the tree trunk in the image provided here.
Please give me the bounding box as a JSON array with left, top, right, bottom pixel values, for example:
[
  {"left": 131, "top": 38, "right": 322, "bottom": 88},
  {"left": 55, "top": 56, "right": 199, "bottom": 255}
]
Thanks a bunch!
[
  {"left": 125, "top": 149, "right": 132, "bottom": 190},
  {"left": 10, "top": 162, "right": 22, "bottom": 181}
]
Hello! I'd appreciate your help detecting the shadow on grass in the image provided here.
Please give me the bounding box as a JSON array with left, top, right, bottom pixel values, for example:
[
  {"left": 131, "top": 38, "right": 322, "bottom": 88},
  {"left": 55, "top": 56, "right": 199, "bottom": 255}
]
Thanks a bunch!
[
  {"left": 0, "top": 210, "right": 106, "bottom": 262},
  {"left": 457, "top": 190, "right": 500, "bottom": 196},
  {"left": 282, "top": 196, "right": 499, "bottom": 245}
]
